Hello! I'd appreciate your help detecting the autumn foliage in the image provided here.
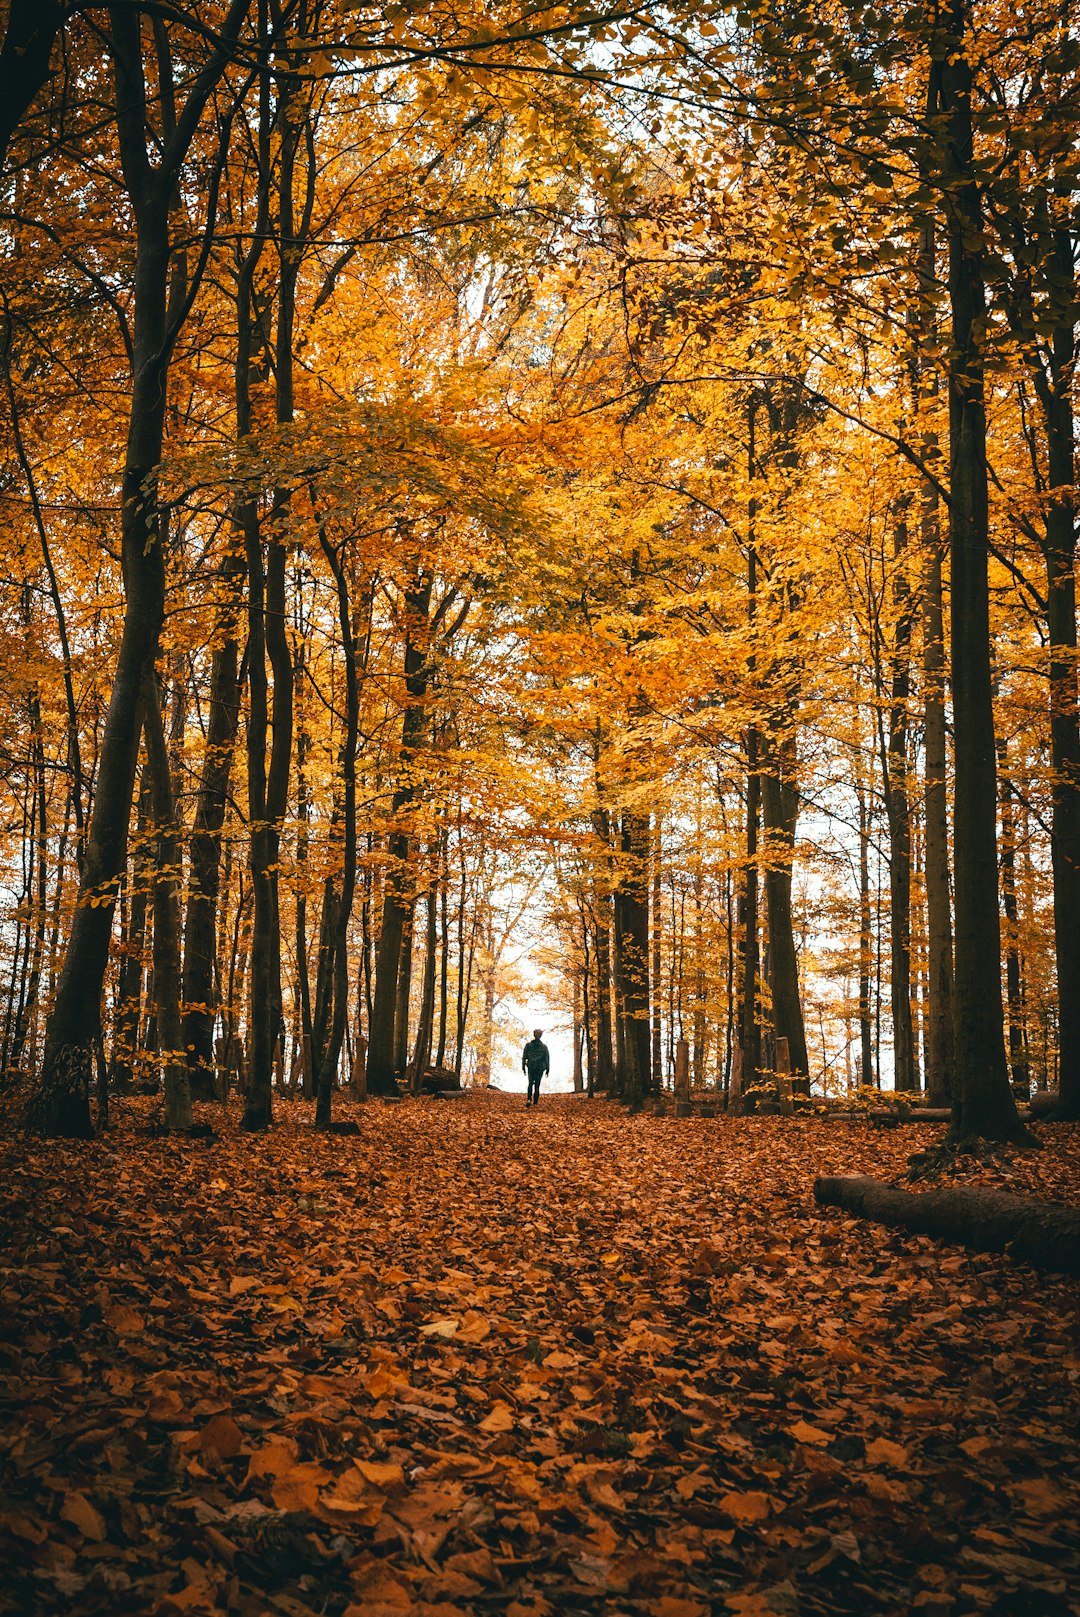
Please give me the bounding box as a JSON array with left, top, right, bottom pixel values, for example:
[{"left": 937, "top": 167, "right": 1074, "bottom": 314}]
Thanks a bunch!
[
  {"left": 3, "top": 1095, "right": 1079, "bottom": 1616},
  {"left": 1, "top": 2, "right": 1080, "bottom": 1611}
]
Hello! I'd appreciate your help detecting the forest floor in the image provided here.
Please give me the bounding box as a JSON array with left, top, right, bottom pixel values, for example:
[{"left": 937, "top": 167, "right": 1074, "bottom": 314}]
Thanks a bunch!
[{"left": 1, "top": 1094, "right": 1078, "bottom": 1617}]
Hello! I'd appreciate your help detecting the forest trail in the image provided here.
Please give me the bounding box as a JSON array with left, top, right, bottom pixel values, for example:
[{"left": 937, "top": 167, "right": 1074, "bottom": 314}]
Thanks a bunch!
[{"left": 2, "top": 1098, "right": 1078, "bottom": 1617}]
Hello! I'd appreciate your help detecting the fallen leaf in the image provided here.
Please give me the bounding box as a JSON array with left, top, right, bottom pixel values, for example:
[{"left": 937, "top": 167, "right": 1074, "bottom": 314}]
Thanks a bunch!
[
  {"left": 60, "top": 1492, "right": 107, "bottom": 1541},
  {"left": 717, "top": 1489, "right": 771, "bottom": 1524}
]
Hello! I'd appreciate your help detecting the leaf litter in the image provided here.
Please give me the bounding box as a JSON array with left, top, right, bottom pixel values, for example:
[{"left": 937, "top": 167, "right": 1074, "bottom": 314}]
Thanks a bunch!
[{"left": 0, "top": 1094, "right": 1077, "bottom": 1617}]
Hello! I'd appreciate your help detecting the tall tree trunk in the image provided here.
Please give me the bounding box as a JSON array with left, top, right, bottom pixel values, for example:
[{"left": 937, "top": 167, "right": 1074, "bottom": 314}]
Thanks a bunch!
[
  {"left": 922, "top": 469, "right": 955, "bottom": 1105},
  {"left": 242, "top": 43, "right": 303, "bottom": 1129},
  {"left": 1037, "top": 229, "right": 1080, "bottom": 1117},
  {"left": 879, "top": 508, "right": 917, "bottom": 1092},
  {"left": 997, "top": 749, "right": 1030, "bottom": 1097},
  {"left": 393, "top": 901, "right": 415, "bottom": 1080},
  {"left": 436, "top": 838, "right": 450, "bottom": 1069},
  {"left": 294, "top": 626, "right": 315, "bottom": 1097},
  {"left": 32, "top": 46, "right": 171, "bottom": 1133},
  {"left": 314, "top": 538, "right": 360, "bottom": 1129},
  {"left": 739, "top": 413, "right": 763, "bottom": 1108},
  {"left": 367, "top": 572, "right": 433, "bottom": 1095},
  {"left": 651, "top": 816, "right": 663, "bottom": 1086},
  {"left": 761, "top": 724, "right": 810, "bottom": 1094},
  {"left": 28, "top": 1, "right": 252, "bottom": 1141},
  {"left": 613, "top": 810, "right": 650, "bottom": 1107},
  {"left": 109, "top": 774, "right": 152, "bottom": 1092},
  {"left": 181, "top": 563, "right": 243, "bottom": 1097},
  {"left": 590, "top": 805, "right": 615, "bottom": 1092},
  {"left": 310, "top": 872, "right": 337, "bottom": 1079},
  {"left": 739, "top": 730, "right": 762, "bottom": 1105},
  {"left": 857, "top": 772, "right": 875, "bottom": 1089},
  {"left": 408, "top": 863, "right": 439, "bottom": 1090},
  {"left": 934, "top": 4, "right": 1025, "bottom": 1142},
  {"left": 142, "top": 672, "right": 192, "bottom": 1131},
  {"left": 915, "top": 213, "right": 955, "bottom": 1107}
]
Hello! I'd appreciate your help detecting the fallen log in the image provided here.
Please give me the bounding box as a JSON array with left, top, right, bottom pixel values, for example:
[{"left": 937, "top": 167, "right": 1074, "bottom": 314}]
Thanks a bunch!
[
  {"left": 823, "top": 1107, "right": 1036, "bottom": 1126},
  {"left": 813, "top": 1174, "right": 1080, "bottom": 1276}
]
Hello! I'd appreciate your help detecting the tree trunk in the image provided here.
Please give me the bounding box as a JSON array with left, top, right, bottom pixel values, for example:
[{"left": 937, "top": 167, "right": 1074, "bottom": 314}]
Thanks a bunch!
[
  {"left": 761, "top": 726, "right": 810, "bottom": 1094},
  {"left": 367, "top": 573, "right": 433, "bottom": 1095},
  {"left": 857, "top": 772, "right": 875, "bottom": 1089},
  {"left": 109, "top": 773, "right": 152, "bottom": 1093},
  {"left": 393, "top": 901, "right": 415, "bottom": 1080},
  {"left": 1038, "top": 230, "right": 1080, "bottom": 1119},
  {"left": 181, "top": 566, "right": 243, "bottom": 1098},
  {"left": 935, "top": 4, "right": 1026, "bottom": 1143},
  {"left": 408, "top": 865, "right": 439, "bottom": 1090},
  {"left": 142, "top": 671, "right": 192, "bottom": 1130},
  {"left": 651, "top": 816, "right": 662, "bottom": 1086},
  {"left": 31, "top": 55, "right": 173, "bottom": 1133},
  {"left": 315, "top": 538, "right": 360, "bottom": 1129},
  {"left": 613, "top": 810, "right": 650, "bottom": 1108},
  {"left": 997, "top": 751, "right": 1030, "bottom": 1096},
  {"left": 814, "top": 1175, "right": 1079, "bottom": 1276},
  {"left": 28, "top": 1, "right": 252, "bottom": 1141},
  {"left": 591, "top": 806, "right": 615, "bottom": 1091},
  {"left": 880, "top": 509, "right": 917, "bottom": 1092},
  {"left": 915, "top": 213, "right": 955, "bottom": 1106}
]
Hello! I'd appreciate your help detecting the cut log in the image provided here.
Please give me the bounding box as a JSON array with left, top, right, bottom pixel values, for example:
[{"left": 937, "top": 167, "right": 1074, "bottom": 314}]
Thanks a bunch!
[{"left": 813, "top": 1175, "right": 1080, "bottom": 1276}]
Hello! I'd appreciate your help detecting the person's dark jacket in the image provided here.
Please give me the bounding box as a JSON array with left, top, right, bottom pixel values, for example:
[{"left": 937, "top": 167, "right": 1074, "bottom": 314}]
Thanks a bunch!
[{"left": 522, "top": 1038, "right": 550, "bottom": 1076}]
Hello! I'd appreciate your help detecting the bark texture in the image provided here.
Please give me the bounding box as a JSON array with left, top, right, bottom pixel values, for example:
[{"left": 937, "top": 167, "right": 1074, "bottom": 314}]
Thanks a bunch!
[{"left": 814, "top": 1174, "right": 1079, "bottom": 1276}]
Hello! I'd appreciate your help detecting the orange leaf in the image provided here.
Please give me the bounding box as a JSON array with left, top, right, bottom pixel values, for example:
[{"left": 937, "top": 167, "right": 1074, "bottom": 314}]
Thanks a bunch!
[
  {"left": 480, "top": 1400, "right": 515, "bottom": 1433},
  {"left": 787, "top": 1419, "right": 831, "bottom": 1446},
  {"left": 717, "top": 1489, "right": 771, "bottom": 1524}
]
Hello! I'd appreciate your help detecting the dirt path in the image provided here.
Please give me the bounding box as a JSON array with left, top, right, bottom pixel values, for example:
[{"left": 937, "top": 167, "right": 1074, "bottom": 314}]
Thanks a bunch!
[{"left": 2, "top": 1095, "right": 1078, "bottom": 1616}]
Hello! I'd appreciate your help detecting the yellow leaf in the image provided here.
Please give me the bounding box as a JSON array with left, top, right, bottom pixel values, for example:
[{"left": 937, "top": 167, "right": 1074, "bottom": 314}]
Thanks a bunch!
[
  {"left": 419, "top": 1316, "right": 460, "bottom": 1339},
  {"left": 479, "top": 1400, "right": 515, "bottom": 1433}
]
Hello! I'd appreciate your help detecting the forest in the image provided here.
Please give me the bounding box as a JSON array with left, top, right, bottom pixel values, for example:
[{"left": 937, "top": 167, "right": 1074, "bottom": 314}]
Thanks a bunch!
[{"left": 0, "top": 2, "right": 1078, "bottom": 1615}]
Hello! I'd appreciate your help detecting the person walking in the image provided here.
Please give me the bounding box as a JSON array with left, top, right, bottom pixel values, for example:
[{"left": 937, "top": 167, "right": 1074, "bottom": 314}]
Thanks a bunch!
[{"left": 521, "top": 1029, "right": 550, "bottom": 1107}]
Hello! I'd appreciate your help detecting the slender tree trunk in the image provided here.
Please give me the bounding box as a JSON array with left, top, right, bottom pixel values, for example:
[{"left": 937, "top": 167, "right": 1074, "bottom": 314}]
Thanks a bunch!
[
  {"left": 294, "top": 630, "right": 315, "bottom": 1097},
  {"left": 367, "top": 573, "right": 432, "bottom": 1095},
  {"left": 393, "top": 902, "right": 415, "bottom": 1080},
  {"left": 880, "top": 509, "right": 917, "bottom": 1092},
  {"left": 613, "top": 810, "right": 650, "bottom": 1107},
  {"left": 182, "top": 564, "right": 243, "bottom": 1097},
  {"left": 761, "top": 725, "right": 810, "bottom": 1094},
  {"left": 914, "top": 212, "right": 955, "bottom": 1107},
  {"left": 857, "top": 773, "right": 875, "bottom": 1089},
  {"left": 591, "top": 806, "right": 615, "bottom": 1091},
  {"left": 739, "top": 416, "right": 763, "bottom": 1108},
  {"left": 651, "top": 815, "right": 662, "bottom": 1086},
  {"left": 922, "top": 476, "right": 955, "bottom": 1105},
  {"left": 436, "top": 840, "right": 450, "bottom": 1068},
  {"left": 997, "top": 749, "right": 1030, "bottom": 1097},
  {"left": 142, "top": 672, "right": 192, "bottom": 1131},
  {"left": 315, "top": 539, "right": 360, "bottom": 1129},
  {"left": 32, "top": 192, "right": 170, "bottom": 1127},
  {"left": 110, "top": 774, "right": 152, "bottom": 1092},
  {"left": 408, "top": 863, "right": 438, "bottom": 1090},
  {"left": 935, "top": 5, "right": 1025, "bottom": 1142},
  {"left": 1037, "top": 230, "right": 1080, "bottom": 1117},
  {"left": 29, "top": 2, "right": 251, "bottom": 1142},
  {"left": 739, "top": 732, "right": 762, "bottom": 1105}
]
